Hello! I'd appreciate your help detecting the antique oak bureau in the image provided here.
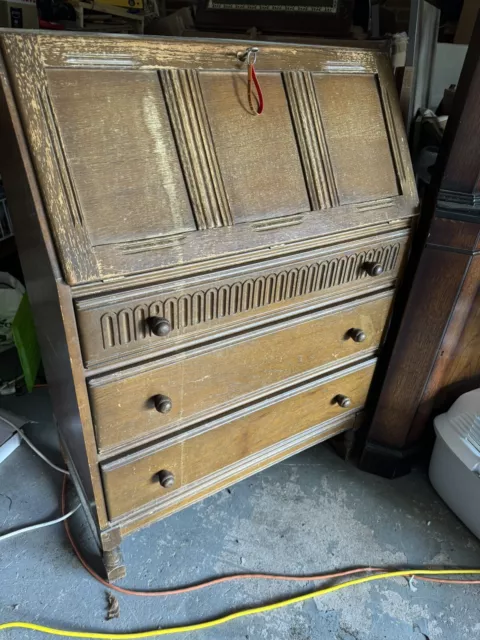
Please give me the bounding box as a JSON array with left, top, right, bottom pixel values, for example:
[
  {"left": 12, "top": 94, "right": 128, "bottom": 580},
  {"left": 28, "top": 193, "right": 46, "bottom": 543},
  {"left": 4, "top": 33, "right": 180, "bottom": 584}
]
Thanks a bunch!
[{"left": 0, "top": 31, "right": 417, "bottom": 578}]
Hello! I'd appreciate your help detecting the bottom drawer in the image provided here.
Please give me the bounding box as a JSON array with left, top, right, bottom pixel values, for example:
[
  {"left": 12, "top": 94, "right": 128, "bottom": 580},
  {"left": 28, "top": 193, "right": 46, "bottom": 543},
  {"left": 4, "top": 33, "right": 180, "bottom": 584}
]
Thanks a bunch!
[{"left": 101, "top": 359, "right": 376, "bottom": 522}]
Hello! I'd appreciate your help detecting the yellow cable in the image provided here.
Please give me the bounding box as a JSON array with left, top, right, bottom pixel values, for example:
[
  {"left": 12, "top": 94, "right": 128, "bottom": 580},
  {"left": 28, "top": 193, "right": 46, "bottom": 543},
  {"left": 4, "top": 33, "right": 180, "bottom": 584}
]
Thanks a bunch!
[{"left": 1, "top": 569, "right": 479, "bottom": 638}]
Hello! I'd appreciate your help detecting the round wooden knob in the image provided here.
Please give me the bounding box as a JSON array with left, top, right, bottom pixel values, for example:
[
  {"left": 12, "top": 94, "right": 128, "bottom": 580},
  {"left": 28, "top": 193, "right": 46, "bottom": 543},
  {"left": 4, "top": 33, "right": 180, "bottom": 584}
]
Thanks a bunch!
[
  {"left": 149, "top": 316, "right": 171, "bottom": 337},
  {"left": 158, "top": 470, "right": 175, "bottom": 488},
  {"left": 335, "top": 395, "right": 351, "bottom": 408},
  {"left": 153, "top": 394, "right": 172, "bottom": 414},
  {"left": 364, "top": 262, "right": 383, "bottom": 277},
  {"left": 349, "top": 328, "right": 366, "bottom": 343}
]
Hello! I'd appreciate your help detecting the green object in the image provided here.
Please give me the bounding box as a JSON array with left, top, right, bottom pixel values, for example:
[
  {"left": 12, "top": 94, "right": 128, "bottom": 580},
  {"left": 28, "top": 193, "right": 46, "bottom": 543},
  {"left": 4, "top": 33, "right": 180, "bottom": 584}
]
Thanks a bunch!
[{"left": 12, "top": 294, "right": 40, "bottom": 392}]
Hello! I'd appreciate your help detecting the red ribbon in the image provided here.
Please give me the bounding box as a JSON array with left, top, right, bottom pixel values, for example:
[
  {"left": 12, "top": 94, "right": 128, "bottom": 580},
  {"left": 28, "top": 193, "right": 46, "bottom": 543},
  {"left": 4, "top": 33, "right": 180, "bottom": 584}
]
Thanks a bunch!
[{"left": 247, "top": 62, "right": 264, "bottom": 115}]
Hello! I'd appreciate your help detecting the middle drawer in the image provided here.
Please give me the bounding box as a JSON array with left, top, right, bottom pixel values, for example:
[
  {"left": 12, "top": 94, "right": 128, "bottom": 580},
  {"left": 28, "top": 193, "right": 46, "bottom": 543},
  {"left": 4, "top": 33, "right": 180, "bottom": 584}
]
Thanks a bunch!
[{"left": 89, "top": 291, "right": 392, "bottom": 454}]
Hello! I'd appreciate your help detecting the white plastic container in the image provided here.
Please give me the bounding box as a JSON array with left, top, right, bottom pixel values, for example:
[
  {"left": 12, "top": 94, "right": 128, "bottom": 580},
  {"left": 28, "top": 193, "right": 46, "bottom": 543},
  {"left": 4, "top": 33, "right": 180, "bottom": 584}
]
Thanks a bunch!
[{"left": 429, "top": 389, "right": 480, "bottom": 540}]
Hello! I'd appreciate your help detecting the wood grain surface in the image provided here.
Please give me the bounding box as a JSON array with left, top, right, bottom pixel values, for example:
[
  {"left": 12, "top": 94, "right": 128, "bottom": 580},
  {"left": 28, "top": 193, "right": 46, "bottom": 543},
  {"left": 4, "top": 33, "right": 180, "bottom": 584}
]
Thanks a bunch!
[
  {"left": 101, "top": 360, "right": 376, "bottom": 520},
  {"left": 90, "top": 294, "right": 392, "bottom": 452},
  {"left": 46, "top": 68, "right": 195, "bottom": 244},
  {"left": 0, "top": 53, "right": 109, "bottom": 530},
  {"left": 313, "top": 74, "right": 399, "bottom": 204},
  {"left": 409, "top": 254, "right": 480, "bottom": 442},
  {"left": 361, "top": 18, "right": 480, "bottom": 473},
  {"left": 112, "top": 412, "right": 359, "bottom": 537},
  {"left": 0, "top": 31, "right": 417, "bottom": 563},
  {"left": 199, "top": 70, "right": 310, "bottom": 222},
  {"left": 76, "top": 230, "right": 408, "bottom": 369},
  {"left": 0, "top": 31, "right": 416, "bottom": 285},
  {"left": 365, "top": 246, "right": 471, "bottom": 448}
]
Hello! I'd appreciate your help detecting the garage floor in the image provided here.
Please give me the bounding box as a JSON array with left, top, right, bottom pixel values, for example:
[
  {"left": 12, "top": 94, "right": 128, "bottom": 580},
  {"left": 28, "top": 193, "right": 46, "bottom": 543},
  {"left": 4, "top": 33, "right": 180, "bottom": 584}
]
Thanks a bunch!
[{"left": 1, "top": 388, "right": 479, "bottom": 640}]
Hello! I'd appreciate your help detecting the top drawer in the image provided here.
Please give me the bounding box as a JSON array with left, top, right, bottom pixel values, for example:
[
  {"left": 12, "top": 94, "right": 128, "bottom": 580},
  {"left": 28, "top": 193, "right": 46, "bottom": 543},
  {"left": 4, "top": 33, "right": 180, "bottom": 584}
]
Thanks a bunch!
[{"left": 76, "top": 231, "right": 409, "bottom": 369}]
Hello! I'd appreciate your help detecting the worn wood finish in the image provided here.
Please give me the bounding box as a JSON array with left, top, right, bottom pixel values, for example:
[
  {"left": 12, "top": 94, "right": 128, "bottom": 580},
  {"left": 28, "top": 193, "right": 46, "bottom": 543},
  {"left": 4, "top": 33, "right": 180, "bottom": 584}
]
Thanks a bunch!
[
  {"left": 91, "top": 294, "right": 392, "bottom": 453},
  {"left": 12, "top": 33, "right": 382, "bottom": 72},
  {"left": 72, "top": 219, "right": 413, "bottom": 298},
  {"left": 0, "top": 53, "right": 109, "bottom": 531},
  {"left": 91, "top": 200, "right": 414, "bottom": 283},
  {"left": 361, "top": 17, "right": 480, "bottom": 478},
  {"left": 198, "top": 71, "right": 310, "bottom": 223},
  {"left": 102, "top": 360, "right": 376, "bottom": 521},
  {"left": 0, "top": 31, "right": 417, "bottom": 285},
  {"left": 76, "top": 230, "right": 409, "bottom": 370},
  {"left": 112, "top": 412, "right": 359, "bottom": 538},
  {"left": 47, "top": 68, "right": 195, "bottom": 244},
  {"left": 313, "top": 74, "right": 399, "bottom": 205},
  {"left": 0, "top": 30, "right": 417, "bottom": 577}
]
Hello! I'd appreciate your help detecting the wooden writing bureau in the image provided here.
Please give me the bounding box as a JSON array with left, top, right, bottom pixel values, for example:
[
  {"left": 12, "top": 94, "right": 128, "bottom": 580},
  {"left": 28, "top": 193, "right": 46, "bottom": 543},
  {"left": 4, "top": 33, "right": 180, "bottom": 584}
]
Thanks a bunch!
[{"left": 0, "top": 30, "right": 417, "bottom": 579}]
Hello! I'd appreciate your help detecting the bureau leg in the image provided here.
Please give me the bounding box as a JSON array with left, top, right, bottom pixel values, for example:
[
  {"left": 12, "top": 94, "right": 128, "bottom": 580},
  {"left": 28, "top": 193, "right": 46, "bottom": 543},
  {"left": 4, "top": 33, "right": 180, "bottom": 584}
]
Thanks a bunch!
[
  {"left": 330, "top": 429, "right": 355, "bottom": 460},
  {"left": 103, "top": 546, "right": 126, "bottom": 582},
  {"left": 101, "top": 528, "right": 126, "bottom": 582},
  {"left": 330, "top": 415, "right": 364, "bottom": 461}
]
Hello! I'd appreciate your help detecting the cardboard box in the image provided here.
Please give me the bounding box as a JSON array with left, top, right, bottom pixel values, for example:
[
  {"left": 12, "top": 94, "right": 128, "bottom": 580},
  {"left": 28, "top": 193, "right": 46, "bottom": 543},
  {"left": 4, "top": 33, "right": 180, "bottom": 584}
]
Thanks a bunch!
[{"left": 0, "top": 0, "right": 39, "bottom": 28}]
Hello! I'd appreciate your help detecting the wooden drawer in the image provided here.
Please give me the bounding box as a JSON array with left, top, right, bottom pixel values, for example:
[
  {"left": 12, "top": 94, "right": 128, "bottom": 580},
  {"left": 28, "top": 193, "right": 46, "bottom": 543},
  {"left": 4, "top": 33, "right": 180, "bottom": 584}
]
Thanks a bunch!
[
  {"left": 90, "top": 292, "right": 392, "bottom": 453},
  {"left": 76, "top": 231, "right": 408, "bottom": 369},
  {"left": 101, "top": 360, "right": 376, "bottom": 522}
]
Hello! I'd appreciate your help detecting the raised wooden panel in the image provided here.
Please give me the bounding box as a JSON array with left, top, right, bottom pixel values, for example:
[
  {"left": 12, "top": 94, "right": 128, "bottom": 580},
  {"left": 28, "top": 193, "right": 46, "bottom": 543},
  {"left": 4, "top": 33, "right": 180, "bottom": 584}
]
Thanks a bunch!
[
  {"left": 101, "top": 360, "right": 375, "bottom": 521},
  {"left": 76, "top": 230, "right": 409, "bottom": 368},
  {"left": 46, "top": 68, "right": 195, "bottom": 245},
  {"left": 198, "top": 70, "right": 310, "bottom": 222},
  {"left": 90, "top": 294, "right": 392, "bottom": 452},
  {"left": 159, "top": 69, "right": 232, "bottom": 229},
  {"left": 283, "top": 71, "right": 339, "bottom": 210},
  {"left": 313, "top": 74, "right": 399, "bottom": 205}
]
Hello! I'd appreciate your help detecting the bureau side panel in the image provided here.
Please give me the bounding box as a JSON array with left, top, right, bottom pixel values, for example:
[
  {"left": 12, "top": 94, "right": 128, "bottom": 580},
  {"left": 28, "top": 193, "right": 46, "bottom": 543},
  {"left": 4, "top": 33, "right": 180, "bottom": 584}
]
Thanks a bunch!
[{"left": 0, "top": 52, "right": 108, "bottom": 530}]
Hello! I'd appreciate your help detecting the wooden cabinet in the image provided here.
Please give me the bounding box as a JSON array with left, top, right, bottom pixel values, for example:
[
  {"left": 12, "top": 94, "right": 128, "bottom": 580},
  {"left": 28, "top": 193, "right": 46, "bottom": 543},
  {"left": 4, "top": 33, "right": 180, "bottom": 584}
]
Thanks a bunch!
[
  {"left": 360, "top": 20, "right": 480, "bottom": 478},
  {"left": 0, "top": 31, "right": 417, "bottom": 579}
]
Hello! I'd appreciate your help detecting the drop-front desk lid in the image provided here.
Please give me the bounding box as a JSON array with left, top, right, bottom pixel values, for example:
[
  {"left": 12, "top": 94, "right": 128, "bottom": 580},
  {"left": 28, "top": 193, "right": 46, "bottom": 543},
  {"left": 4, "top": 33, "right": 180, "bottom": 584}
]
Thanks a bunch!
[{"left": 0, "top": 31, "right": 417, "bottom": 285}]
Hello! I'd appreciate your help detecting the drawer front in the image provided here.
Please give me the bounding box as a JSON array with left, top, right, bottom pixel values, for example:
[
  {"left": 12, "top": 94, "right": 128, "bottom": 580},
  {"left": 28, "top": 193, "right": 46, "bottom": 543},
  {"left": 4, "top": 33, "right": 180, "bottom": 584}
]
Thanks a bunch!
[
  {"left": 76, "top": 232, "right": 408, "bottom": 369},
  {"left": 90, "top": 293, "right": 392, "bottom": 453},
  {"left": 101, "top": 360, "right": 376, "bottom": 521}
]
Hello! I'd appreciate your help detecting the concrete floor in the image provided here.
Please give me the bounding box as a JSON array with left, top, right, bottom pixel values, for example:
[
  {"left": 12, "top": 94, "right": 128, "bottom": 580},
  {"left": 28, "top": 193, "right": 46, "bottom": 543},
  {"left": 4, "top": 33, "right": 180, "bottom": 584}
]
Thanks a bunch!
[{"left": 1, "top": 388, "right": 480, "bottom": 640}]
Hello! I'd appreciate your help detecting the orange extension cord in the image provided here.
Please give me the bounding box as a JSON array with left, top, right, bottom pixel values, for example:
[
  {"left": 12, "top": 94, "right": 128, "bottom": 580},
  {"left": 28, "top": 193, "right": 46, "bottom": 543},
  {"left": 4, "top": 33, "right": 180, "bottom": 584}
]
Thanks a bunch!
[
  {"left": 61, "top": 477, "right": 480, "bottom": 593},
  {"left": 3, "top": 476, "right": 480, "bottom": 640}
]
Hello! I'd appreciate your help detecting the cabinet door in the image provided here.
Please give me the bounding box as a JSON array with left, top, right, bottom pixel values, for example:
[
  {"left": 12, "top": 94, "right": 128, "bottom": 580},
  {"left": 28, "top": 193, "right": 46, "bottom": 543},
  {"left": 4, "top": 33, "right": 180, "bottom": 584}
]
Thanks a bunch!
[{"left": 0, "top": 33, "right": 417, "bottom": 284}]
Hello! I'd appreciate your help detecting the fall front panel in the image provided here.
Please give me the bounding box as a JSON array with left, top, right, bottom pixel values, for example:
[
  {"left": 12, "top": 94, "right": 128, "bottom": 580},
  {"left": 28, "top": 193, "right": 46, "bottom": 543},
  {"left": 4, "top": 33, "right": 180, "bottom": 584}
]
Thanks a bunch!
[{"left": 1, "top": 32, "right": 414, "bottom": 284}]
